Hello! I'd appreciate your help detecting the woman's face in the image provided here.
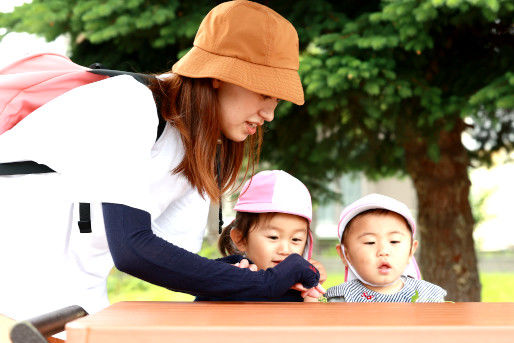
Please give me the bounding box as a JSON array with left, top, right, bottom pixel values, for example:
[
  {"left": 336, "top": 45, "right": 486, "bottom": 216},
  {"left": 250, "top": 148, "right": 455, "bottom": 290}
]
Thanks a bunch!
[{"left": 213, "top": 80, "right": 279, "bottom": 142}]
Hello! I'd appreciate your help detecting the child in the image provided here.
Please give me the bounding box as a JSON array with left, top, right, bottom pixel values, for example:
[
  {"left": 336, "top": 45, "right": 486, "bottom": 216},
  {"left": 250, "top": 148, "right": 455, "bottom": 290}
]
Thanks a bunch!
[
  {"left": 326, "top": 193, "right": 446, "bottom": 302},
  {"left": 196, "top": 170, "right": 325, "bottom": 302}
]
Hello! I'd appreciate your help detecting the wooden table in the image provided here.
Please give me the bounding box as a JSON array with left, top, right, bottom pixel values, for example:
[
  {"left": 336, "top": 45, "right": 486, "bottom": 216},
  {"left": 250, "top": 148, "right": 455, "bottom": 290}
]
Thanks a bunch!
[{"left": 66, "top": 302, "right": 514, "bottom": 343}]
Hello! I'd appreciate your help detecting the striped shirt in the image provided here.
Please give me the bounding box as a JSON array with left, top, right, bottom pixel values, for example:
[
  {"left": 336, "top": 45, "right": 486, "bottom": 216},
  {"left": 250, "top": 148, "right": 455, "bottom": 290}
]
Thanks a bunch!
[{"left": 326, "top": 276, "right": 447, "bottom": 303}]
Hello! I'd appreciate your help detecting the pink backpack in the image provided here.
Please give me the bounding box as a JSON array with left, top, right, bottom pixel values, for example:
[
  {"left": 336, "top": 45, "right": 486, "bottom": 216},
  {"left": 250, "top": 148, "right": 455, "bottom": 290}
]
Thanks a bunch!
[
  {"left": 0, "top": 52, "right": 160, "bottom": 170},
  {"left": 0, "top": 52, "right": 158, "bottom": 135},
  {"left": 0, "top": 53, "right": 111, "bottom": 135},
  {"left": 0, "top": 53, "right": 160, "bottom": 232}
]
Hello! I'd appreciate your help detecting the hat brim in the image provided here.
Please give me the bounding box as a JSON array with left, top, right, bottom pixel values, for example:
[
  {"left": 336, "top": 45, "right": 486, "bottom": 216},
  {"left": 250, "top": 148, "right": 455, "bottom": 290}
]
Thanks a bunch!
[
  {"left": 234, "top": 203, "right": 312, "bottom": 223},
  {"left": 172, "top": 46, "right": 304, "bottom": 105},
  {"left": 337, "top": 203, "right": 417, "bottom": 242}
]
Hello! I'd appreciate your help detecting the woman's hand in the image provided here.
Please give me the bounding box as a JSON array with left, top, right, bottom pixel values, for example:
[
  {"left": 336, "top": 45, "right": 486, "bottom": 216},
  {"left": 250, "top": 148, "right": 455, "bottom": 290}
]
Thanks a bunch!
[
  {"left": 299, "top": 259, "right": 327, "bottom": 301},
  {"left": 308, "top": 259, "right": 327, "bottom": 284},
  {"left": 233, "top": 258, "right": 258, "bottom": 271},
  {"left": 287, "top": 257, "right": 326, "bottom": 298},
  {"left": 236, "top": 256, "right": 326, "bottom": 299}
]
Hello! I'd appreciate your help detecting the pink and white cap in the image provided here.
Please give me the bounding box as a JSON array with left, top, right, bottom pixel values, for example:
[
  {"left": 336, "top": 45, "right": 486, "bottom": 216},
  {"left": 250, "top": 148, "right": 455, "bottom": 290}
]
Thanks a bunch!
[
  {"left": 234, "top": 170, "right": 313, "bottom": 259},
  {"left": 337, "top": 193, "right": 421, "bottom": 285}
]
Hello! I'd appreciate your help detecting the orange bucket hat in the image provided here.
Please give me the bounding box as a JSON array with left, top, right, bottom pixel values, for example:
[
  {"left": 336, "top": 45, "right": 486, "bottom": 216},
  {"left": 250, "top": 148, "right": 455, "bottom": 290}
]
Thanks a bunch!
[{"left": 172, "top": 0, "right": 304, "bottom": 105}]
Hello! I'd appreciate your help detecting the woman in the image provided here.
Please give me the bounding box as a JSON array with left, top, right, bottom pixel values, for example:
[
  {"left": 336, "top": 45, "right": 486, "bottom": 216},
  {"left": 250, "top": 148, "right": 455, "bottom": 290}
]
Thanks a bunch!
[{"left": 0, "top": 0, "right": 320, "bottom": 320}]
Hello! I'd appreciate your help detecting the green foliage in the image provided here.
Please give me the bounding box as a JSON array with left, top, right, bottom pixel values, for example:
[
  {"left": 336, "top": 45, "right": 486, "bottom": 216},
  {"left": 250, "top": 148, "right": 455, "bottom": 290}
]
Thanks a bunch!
[
  {"left": 0, "top": 0, "right": 215, "bottom": 70},
  {"left": 410, "top": 290, "right": 420, "bottom": 303},
  {"left": 262, "top": 0, "right": 513, "bottom": 200},
  {"left": 1, "top": 0, "right": 512, "bottom": 201},
  {"left": 2, "top": 0, "right": 511, "bottom": 303}
]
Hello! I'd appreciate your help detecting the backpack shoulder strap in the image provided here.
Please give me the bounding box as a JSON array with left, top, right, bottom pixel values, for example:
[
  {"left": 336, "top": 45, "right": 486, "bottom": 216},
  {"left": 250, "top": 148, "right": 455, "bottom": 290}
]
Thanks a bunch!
[
  {"left": 0, "top": 68, "right": 164, "bottom": 176},
  {"left": 0, "top": 161, "right": 55, "bottom": 175},
  {"left": 89, "top": 68, "right": 153, "bottom": 86},
  {"left": 89, "top": 69, "right": 166, "bottom": 139},
  {"left": 0, "top": 60, "right": 165, "bottom": 235}
]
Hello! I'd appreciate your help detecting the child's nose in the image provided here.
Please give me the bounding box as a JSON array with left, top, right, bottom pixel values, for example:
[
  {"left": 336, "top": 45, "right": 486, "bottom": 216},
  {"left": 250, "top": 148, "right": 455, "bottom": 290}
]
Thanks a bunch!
[
  {"left": 277, "top": 241, "right": 290, "bottom": 255},
  {"left": 377, "top": 244, "right": 390, "bottom": 256}
]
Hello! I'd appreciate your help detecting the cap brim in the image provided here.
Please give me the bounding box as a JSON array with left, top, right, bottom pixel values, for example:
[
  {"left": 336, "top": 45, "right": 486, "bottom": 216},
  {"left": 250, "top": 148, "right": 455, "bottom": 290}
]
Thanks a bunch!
[
  {"left": 234, "top": 203, "right": 312, "bottom": 223},
  {"left": 172, "top": 46, "right": 304, "bottom": 105},
  {"left": 337, "top": 203, "right": 417, "bottom": 241}
]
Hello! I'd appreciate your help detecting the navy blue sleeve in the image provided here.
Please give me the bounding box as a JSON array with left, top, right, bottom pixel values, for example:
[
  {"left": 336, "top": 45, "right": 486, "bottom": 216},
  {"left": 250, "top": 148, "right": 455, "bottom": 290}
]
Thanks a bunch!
[
  {"left": 102, "top": 203, "right": 320, "bottom": 299},
  {"left": 195, "top": 254, "right": 304, "bottom": 302},
  {"left": 215, "top": 254, "right": 247, "bottom": 264}
]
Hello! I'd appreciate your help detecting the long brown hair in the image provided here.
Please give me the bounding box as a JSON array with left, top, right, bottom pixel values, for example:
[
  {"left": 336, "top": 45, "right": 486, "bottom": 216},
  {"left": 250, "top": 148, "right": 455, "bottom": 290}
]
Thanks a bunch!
[{"left": 149, "top": 74, "right": 263, "bottom": 202}]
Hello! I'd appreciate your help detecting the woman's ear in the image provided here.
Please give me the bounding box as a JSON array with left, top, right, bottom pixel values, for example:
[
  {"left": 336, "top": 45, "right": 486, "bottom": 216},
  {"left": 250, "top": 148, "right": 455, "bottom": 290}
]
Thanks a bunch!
[
  {"left": 212, "top": 79, "right": 221, "bottom": 89},
  {"left": 229, "top": 228, "right": 246, "bottom": 253}
]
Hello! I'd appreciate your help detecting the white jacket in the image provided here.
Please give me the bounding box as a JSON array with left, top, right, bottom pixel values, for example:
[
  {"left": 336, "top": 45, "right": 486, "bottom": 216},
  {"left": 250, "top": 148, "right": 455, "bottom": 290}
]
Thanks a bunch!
[{"left": 0, "top": 76, "right": 209, "bottom": 319}]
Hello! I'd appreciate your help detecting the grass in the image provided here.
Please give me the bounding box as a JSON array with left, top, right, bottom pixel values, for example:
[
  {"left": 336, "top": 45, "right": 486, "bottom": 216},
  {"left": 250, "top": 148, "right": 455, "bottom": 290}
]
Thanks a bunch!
[
  {"left": 107, "top": 269, "right": 514, "bottom": 303},
  {"left": 480, "top": 273, "right": 514, "bottom": 302},
  {"left": 107, "top": 269, "right": 194, "bottom": 303}
]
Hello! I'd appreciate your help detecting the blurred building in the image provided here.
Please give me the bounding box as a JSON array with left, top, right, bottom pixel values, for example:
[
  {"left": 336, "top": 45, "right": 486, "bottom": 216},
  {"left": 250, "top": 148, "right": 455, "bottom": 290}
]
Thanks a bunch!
[{"left": 313, "top": 173, "right": 417, "bottom": 240}]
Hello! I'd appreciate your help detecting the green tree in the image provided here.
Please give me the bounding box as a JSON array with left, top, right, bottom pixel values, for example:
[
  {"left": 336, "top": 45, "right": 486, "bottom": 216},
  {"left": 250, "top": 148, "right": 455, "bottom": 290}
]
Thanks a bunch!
[
  {"left": 0, "top": 0, "right": 223, "bottom": 71},
  {"left": 2, "top": 0, "right": 513, "bottom": 301},
  {"left": 265, "top": 0, "right": 513, "bottom": 302}
]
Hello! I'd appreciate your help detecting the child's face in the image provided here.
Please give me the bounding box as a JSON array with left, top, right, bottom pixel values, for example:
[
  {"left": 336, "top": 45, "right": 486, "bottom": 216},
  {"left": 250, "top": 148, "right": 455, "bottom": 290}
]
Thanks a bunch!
[
  {"left": 337, "top": 212, "right": 418, "bottom": 293},
  {"left": 231, "top": 213, "right": 308, "bottom": 270}
]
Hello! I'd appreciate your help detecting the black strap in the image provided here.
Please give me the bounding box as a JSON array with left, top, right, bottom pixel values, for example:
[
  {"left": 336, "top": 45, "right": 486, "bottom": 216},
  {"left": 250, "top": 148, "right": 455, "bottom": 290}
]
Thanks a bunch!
[
  {"left": 0, "top": 71, "right": 164, "bottom": 177},
  {"left": 0, "top": 161, "right": 55, "bottom": 175},
  {"left": 88, "top": 68, "right": 154, "bottom": 86},
  {"left": 155, "top": 100, "right": 166, "bottom": 140},
  {"left": 216, "top": 144, "right": 224, "bottom": 234},
  {"left": 0, "top": 67, "right": 164, "bottom": 234},
  {"left": 0, "top": 163, "right": 91, "bottom": 233},
  {"left": 78, "top": 203, "right": 92, "bottom": 233}
]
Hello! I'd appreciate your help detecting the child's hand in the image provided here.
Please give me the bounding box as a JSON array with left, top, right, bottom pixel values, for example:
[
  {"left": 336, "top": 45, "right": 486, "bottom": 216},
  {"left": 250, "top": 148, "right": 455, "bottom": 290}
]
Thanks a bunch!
[
  {"left": 233, "top": 258, "right": 258, "bottom": 271},
  {"left": 303, "top": 295, "right": 320, "bottom": 302},
  {"left": 303, "top": 284, "right": 327, "bottom": 302},
  {"left": 308, "top": 259, "right": 327, "bottom": 284},
  {"left": 291, "top": 283, "right": 326, "bottom": 298}
]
